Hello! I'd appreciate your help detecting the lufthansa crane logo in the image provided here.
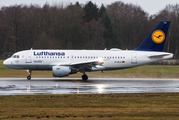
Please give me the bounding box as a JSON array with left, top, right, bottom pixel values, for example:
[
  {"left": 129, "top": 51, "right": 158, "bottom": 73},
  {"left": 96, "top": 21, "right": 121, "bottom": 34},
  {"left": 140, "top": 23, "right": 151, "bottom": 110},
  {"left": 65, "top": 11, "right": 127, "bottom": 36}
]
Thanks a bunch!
[{"left": 151, "top": 30, "right": 165, "bottom": 43}]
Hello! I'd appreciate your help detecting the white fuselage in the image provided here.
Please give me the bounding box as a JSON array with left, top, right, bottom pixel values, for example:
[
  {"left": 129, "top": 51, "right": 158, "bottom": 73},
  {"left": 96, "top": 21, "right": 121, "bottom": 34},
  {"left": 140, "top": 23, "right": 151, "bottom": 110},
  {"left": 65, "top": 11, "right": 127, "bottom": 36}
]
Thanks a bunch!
[{"left": 3, "top": 49, "right": 173, "bottom": 71}]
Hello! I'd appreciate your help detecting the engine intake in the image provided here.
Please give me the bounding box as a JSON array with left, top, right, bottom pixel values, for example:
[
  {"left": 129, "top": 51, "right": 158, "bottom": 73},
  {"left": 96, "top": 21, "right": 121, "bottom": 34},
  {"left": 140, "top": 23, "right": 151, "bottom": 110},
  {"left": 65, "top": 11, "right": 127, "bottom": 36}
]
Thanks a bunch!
[{"left": 53, "top": 66, "right": 70, "bottom": 77}]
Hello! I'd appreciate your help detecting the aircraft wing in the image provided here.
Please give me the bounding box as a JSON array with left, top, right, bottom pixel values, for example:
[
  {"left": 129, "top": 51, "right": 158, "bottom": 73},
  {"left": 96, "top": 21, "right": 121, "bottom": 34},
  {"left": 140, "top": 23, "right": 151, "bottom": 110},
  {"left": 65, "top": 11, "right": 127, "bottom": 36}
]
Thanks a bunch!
[
  {"left": 70, "top": 59, "right": 103, "bottom": 66},
  {"left": 50, "top": 58, "right": 104, "bottom": 66}
]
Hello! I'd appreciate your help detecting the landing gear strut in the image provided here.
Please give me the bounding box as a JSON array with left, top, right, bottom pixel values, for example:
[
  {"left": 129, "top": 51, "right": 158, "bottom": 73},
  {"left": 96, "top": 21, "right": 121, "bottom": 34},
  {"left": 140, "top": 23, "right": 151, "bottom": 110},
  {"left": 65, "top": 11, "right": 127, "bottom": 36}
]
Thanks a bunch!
[
  {"left": 27, "top": 70, "right": 32, "bottom": 80},
  {"left": 82, "top": 74, "right": 88, "bottom": 81}
]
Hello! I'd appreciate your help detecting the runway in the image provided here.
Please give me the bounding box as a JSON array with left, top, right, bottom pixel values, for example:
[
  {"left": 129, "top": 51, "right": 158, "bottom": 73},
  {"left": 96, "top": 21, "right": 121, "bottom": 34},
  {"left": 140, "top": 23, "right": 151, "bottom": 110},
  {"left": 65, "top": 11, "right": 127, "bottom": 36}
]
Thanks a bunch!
[{"left": 0, "top": 78, "right": 179, "bottom": 95}]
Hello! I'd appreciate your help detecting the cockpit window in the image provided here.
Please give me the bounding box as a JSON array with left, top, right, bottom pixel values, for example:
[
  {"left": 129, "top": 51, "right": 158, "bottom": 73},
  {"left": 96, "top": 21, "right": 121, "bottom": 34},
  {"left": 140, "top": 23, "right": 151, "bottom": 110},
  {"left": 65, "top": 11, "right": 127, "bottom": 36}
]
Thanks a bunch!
[
  {"left": 11, "top": 55, "right": 20, "bottom": 58},
  {"left": 11, "top": 55, "right": 16, "bottom": 58}
]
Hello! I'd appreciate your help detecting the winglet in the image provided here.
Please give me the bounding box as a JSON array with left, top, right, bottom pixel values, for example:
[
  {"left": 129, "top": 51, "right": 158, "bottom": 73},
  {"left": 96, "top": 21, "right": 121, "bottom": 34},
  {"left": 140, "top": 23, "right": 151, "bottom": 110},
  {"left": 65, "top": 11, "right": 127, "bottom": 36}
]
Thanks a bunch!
[{"left": 133, "top": 21, "right": 170, "bottom": 52}]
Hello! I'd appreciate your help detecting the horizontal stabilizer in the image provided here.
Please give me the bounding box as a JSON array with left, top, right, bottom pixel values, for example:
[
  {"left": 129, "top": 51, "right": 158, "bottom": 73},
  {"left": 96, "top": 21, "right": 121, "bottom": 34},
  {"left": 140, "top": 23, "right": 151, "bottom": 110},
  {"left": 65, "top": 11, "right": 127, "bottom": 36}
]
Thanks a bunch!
[{"left": 148, "top": 53, "right": 173, "bottom": 58}]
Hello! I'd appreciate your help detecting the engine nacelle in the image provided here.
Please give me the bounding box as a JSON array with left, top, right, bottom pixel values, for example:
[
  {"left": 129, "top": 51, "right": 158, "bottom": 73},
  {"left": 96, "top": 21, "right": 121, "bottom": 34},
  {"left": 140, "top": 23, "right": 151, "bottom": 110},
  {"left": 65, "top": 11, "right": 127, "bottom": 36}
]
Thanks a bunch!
[
  {"left": 53, "top": 66, "right": 70, "bottom": 77},
  {"left": 91, "top": 65, "right": 105, "bottom": 71}
]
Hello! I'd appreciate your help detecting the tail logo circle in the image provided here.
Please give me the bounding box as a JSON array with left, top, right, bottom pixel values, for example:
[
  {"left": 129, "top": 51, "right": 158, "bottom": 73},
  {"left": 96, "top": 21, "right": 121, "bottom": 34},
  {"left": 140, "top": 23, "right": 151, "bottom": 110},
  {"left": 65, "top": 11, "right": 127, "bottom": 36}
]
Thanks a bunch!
[{"left": 151, "top": 30, "right": 165, "bottom": 43}]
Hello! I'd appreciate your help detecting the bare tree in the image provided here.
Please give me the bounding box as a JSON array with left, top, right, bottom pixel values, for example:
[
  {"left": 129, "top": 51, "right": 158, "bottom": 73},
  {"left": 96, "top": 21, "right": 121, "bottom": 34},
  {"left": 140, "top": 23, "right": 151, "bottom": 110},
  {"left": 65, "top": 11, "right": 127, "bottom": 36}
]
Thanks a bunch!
[
  {"left": 107, "top": 1, "right": 149, "bottom": 49},
  {"left": 83, "top": 19, "right": 105, "bottom": 49}
]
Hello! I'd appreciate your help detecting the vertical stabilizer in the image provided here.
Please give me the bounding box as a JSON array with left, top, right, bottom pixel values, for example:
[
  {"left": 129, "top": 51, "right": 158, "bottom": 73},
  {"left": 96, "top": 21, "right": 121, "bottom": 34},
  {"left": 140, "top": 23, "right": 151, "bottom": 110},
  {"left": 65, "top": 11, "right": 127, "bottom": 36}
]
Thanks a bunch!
[{"left": 134, "top": 21, "right": 170, "bottom": 52}]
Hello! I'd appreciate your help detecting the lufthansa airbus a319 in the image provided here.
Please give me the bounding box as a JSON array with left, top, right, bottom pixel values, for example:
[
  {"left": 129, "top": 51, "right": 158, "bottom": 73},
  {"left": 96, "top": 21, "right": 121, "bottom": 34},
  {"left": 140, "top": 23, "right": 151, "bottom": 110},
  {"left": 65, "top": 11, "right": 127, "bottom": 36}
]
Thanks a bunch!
[{"left": 3, "top": 21, "right": 173, "bottom": 81}]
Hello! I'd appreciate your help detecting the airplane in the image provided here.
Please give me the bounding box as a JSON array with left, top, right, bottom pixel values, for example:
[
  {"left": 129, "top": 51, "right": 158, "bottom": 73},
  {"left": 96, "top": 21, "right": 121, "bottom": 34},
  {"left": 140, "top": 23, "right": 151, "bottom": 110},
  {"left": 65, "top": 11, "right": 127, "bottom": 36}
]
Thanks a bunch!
[{"left": 3, "top": 21, "right": 173, "bottom": 81}]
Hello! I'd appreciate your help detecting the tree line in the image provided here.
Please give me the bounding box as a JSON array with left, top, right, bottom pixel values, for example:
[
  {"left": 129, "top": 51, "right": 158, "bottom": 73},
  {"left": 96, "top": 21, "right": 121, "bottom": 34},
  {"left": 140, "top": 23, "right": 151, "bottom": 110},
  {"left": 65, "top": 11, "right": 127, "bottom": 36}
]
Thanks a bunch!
[{"left": 0, "top": 1, "right": 179, "bottom": 58}]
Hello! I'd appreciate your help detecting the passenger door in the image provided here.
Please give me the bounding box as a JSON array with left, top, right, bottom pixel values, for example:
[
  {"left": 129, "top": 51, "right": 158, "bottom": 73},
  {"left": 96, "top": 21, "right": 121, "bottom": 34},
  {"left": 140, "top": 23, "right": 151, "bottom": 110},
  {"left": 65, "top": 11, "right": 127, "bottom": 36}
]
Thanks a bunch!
[
  {"left": 131, "top": 53, "right": 137, "bottom": 64},
  {"left": 26, "top": 51, "right": 32, "bottom": 63}
]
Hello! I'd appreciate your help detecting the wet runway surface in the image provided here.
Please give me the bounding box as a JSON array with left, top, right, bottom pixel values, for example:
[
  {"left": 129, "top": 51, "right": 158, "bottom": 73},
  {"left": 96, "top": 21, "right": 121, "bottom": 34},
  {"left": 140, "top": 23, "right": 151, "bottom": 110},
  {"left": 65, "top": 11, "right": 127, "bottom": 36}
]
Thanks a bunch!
[{"left": 0, "top": 78, "right": 179, "bottom": 95}]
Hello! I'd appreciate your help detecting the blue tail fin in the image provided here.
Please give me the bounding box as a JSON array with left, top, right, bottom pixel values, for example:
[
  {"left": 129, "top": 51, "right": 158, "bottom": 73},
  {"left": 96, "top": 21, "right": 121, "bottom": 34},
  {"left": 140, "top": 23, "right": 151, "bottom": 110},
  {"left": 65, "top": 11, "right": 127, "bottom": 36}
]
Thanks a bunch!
[{"left": 134, "top": 21, "right": 170, "bottom": 52}]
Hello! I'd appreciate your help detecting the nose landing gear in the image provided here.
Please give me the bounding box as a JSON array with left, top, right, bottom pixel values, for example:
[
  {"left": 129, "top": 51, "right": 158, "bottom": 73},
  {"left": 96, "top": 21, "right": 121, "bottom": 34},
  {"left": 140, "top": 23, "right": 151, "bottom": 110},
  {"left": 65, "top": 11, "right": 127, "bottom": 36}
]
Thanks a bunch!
[{"left": 27, "top": 70, "right": 32, "bottom": 80}]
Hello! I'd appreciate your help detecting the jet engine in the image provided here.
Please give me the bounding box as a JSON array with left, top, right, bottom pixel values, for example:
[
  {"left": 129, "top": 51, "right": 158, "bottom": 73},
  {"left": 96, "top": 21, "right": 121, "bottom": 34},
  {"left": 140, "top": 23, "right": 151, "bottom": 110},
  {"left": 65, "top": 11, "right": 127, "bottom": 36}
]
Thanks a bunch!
[{"left": 52, "top": 66, "right": 77, "bottom": 77}]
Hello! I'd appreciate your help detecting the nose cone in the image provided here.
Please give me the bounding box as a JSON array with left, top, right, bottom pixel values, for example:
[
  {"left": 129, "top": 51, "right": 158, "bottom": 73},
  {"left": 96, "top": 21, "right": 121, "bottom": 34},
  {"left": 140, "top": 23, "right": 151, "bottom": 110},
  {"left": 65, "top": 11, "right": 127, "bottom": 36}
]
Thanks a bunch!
[
  {"left": 3, "top": 59, "right": 11, "bottom": 68},
  {"left": 3, "top": 59, "right": 7, "bottom": 66}
]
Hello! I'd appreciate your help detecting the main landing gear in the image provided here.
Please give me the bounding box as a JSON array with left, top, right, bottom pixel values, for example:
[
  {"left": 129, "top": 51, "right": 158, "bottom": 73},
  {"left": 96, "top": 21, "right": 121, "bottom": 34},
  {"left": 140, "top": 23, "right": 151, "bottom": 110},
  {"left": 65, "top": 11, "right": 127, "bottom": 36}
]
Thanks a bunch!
[
  {"left": 82, "top": 74, "right": 88, "bottom": 81},
  {"left": 80, "top": 70, "right": 88, "bottom": 81},
  {"left": 27, "top": 70, "right": 32, "bottom": 80}
]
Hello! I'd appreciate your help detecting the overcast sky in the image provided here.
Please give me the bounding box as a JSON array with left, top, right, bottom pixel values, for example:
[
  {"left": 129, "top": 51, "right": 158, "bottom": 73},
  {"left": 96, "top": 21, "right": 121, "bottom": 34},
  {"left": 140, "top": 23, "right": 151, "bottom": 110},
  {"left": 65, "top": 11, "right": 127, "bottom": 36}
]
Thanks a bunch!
[{"left": 0, "top": 0, "right": 179, "bottom": 15}]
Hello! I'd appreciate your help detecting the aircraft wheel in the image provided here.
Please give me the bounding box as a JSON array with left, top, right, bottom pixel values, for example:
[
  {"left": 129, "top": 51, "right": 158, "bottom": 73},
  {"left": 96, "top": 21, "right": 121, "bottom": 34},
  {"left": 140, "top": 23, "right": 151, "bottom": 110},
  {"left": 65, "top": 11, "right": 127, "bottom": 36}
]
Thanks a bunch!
[
  {"left": 82, "top": 74, "right": 88, "bottom": 81},
  {"left": 27, "top": 75, "right": 31, "bottom": 80}
]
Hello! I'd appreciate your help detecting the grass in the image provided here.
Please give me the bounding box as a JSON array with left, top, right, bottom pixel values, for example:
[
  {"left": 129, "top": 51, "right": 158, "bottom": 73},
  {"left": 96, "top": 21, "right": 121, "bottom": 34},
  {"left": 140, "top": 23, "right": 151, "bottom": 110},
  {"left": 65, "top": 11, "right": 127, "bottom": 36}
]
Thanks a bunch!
[
  {"left": 1, "top": 60, "right": 179, "bottom": 78},
  {"left": 0, "top": 93, "right": 179, "bottom": 119}
]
